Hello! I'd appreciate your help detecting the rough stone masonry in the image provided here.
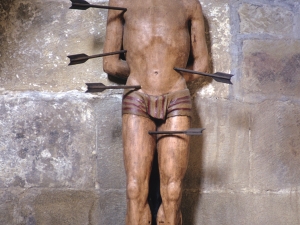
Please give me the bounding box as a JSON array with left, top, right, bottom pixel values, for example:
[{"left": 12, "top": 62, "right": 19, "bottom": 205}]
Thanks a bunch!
[{"left": 0, "top": 0, "right": 300, "bottom": 224}]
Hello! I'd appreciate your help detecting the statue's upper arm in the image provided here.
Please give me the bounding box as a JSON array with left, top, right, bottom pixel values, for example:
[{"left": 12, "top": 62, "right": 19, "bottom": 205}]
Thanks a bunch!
[
  {"left": 103, "top": 0, "right": 129, "bottom": 78},
  {"left": 104, "top": 0, "right": 125, "bottom": 52},
  {"left": 184, "top": 0, "right": 209, "bottom": 77},
  {"left": 188, "top": 0, "right": 207, "bottom": 58}
]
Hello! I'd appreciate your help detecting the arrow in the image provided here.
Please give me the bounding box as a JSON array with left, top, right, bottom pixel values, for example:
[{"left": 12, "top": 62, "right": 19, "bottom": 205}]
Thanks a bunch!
[
  {"left": 85, "top": 83, "right": 141, "bottom": 92},
  {"left": 148, "top": 128, "right": 205, "bottom": 136},
  {"left": 70, "top": 0, "right": 127, "bottom": 11},
  {"left": 174, "top": 67, "right": 233, "bottom": 84},
  {"left": 67, "top": 50, "right": 127, "bottom": 65}
]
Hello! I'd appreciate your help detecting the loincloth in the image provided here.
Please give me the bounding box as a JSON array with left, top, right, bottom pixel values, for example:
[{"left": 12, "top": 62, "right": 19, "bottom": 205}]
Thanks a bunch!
[{"left": 122, "top": 89, "right": 192, "bottom": 120}]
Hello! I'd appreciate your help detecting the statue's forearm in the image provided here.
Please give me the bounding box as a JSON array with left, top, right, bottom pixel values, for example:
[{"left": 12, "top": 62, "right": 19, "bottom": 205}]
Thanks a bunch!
[
  {"left": 103, "top": 57, "right": 130, "bottom": 79},
  {"left": 183, "top": 55, "right": 208, "bottom": 82}
]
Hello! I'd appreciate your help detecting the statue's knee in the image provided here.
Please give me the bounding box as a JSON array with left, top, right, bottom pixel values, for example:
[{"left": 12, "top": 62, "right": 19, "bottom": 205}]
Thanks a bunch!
[
  {"left": 166, "top": 181, "right": 182, "bottom": 201},
  {"left": 127, "top": 181, "right": 143, "bottom": 200},
  {"left": 127, "top": 182, "right": 139, "bottom": 199}
]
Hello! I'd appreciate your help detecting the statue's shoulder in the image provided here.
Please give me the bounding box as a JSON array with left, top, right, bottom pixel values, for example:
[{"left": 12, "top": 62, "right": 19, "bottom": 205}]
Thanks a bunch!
[{"left": 182, "top": 0, "right": 202, "bottom": 7}]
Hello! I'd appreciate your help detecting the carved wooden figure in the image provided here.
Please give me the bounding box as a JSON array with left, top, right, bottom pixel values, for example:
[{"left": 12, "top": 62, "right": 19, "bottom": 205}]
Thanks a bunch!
[{"left": 103, "top": 0, "right": 209, "bottom": 224}]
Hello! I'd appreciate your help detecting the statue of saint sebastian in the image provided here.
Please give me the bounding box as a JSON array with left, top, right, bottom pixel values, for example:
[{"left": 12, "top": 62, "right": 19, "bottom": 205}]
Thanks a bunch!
[{"left": 103, "top": 0, "right": 208, "bottom": 224}]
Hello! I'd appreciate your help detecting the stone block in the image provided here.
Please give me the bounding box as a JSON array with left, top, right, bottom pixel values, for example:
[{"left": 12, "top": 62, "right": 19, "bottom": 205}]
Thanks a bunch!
[
  {"left": 0, "top": 190, "right": 18, "bottom": 225},
  {"left": 98, "top": 190, "right": 126, "bottom": 225},
  {"left": 0, "top": 0, "right": 109, "bottom": 92},
  {"left": 241, "top": 40, "right": 300, "bottom": 101},
  {"left": 31, "top": 190, "right": 99, "bottom": 225},
  {"left": 295, "top": 5, "right": 300, "bottom": 39},
  {"left": 0, "top": 189, "right": 100, "bottom": 225},
  {"left": 95, "top": 95, "right": 126, "bottom": 190},
  {"left": 191, "top": 1, "right": 232, "bottom": 99},
  {"left": 0, "top": 92, "right": 97, "bottom": 188},
  {"left": 184, "top": 97, "right": 250, "bottom": 191},
  {"left": 250, "top": 100, "right": 300, "bottom": 190},
  {"left": 181, "top": 191, "right": 300, "bottom": 225},
  {"left": 201, "top": 1, "right": 232, "bottom": 73},
  {"left": 185, "top": 97, "right": 300, "bottom": 192},
  {"left": 239, "top": 3, "right": 293, "bottom": 37}
]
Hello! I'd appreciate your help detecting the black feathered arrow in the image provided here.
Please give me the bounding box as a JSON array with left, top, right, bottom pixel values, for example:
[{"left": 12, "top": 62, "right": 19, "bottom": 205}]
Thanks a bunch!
[
  {"left": 67, "top": 50, "right": 127, "bottom": 65},
  {"left": 70, "top": 0, "right": 127, "bottom": 11},
  {"left": 148, "top": 128, "right": 205, "bottom": 136},
  {"left": 174, "top": 67, "right": 233, "bottom": 84},
  {"left": 85, "top": 83, "right": 141, "bottom": 93}
]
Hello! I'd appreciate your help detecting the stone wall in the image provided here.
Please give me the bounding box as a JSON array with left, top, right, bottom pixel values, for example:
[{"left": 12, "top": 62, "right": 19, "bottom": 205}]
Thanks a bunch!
[{"left": 0, "top": 0, "right": 299, "bottom": 224}]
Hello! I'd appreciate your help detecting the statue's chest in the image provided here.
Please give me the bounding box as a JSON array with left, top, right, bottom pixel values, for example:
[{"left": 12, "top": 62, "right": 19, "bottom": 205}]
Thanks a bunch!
[{"left": 124, "top": 1, "right": 187, "bottom": 26}]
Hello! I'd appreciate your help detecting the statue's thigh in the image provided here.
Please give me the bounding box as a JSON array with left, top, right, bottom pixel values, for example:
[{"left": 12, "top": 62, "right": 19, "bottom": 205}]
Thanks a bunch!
[
  {"left": 157, "top": 116, "right": 190, "bottom": 181},
  {"left": 122, "top": 114, "right": 157, "bottom": 180}
]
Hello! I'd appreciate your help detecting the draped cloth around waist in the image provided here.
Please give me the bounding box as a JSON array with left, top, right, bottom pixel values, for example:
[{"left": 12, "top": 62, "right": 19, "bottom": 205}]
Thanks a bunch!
[{"left": 122, "top": 89, "right": 192, "bottom": 120}]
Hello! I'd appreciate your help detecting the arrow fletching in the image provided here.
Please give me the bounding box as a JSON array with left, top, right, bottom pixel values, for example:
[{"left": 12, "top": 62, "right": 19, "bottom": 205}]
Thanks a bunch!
[
  {"left": 148, "top": 128, "right": 205, "bottom": 136},
  {"left": 185, "top": 128, "right": 205, "bottom": 135},
  {"left": 70, "top": 0, "right": 90, "bottom": 9},
  {"left": 68, "top": 50, "right": 127, "bottom": 65},
  {"left": 86, "top": 83, "right": 141, "bottom": 92},
  {"left": 212, "top": 72, "right": 233, "bottom": 84},
  {"left": 68, "top": 53, "right": 89, "bottom": 65},
  {"left": 174, "top": 67, "right": 233, "bottom": 84},
  {"left": 70, "top": 0, "right": 127, "bottom": 11}
]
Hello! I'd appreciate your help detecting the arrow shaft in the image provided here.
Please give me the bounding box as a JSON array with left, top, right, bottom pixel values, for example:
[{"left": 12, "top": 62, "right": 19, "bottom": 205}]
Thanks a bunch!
[
  {"left": 148, "top": 128, "right": 204, "bottom": 135},
  {"left": 175, "top": 67, "right": 209, "bottom": 77},
  {"left": 174, "top": 67, "right": 227, "bottom": 79},
  {"left": 72, "top": 3, "right": 127, "bottom": 11},
  {"left": 68, "top": 50, "right": 127, "bottom": 65},
  {"left": 89, "top": 50, "right": 127, "bottom": 59},
  {"left": 85, "top": 83, "right": 141, "bottom": 92},
  {"left": 86, "top": 84, "right": 141, "bottom": 89},
  {"left": 149, "top": 131, "right": 187, "bottom": 135}
]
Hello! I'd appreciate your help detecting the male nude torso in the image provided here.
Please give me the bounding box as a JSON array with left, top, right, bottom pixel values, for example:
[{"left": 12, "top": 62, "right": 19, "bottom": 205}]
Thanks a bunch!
[
  {"left": 122, "top": 0, "right": 190, "bottom": 95},
  {"left": 103, "top": 0, "right": 208, "bottom": 224}
]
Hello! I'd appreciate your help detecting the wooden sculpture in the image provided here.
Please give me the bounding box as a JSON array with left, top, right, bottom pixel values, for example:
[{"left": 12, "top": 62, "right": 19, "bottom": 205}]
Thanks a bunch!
[{"left": 103, "top": 0, "right": 209, "bottom": 224}]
